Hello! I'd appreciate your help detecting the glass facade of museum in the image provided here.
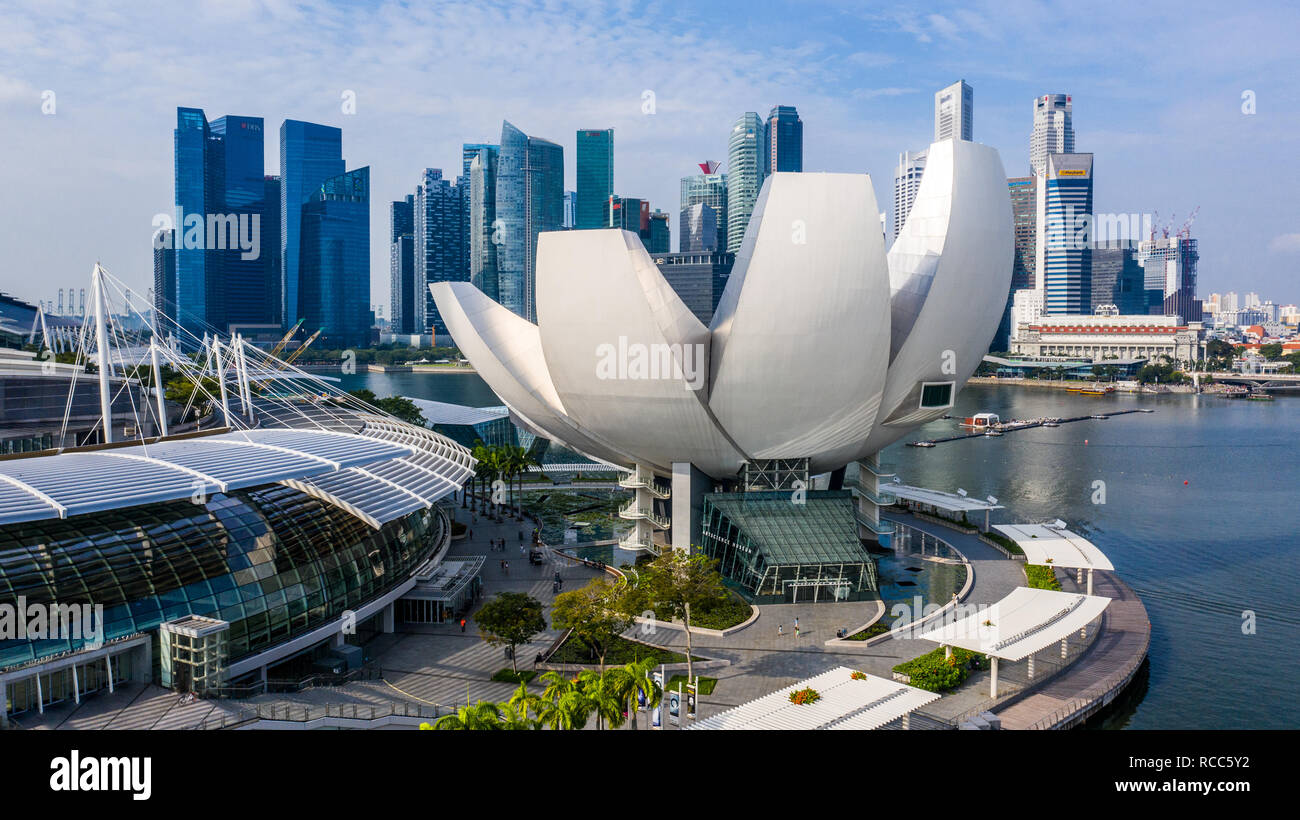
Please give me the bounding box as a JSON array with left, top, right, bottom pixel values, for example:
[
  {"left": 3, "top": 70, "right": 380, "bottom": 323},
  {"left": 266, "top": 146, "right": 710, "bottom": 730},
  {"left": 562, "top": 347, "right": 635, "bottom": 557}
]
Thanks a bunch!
[
  {"left": 0, "top": 483, "right": 443, "bottom": 671},
  {"left": 699, "top": 490, "right": 879, "bottom": 605}
]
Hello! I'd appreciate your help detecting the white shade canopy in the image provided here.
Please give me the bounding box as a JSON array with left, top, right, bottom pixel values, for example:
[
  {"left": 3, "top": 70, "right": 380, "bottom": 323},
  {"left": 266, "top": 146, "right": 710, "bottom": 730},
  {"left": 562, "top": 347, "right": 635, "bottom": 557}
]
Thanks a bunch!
[
  {"left": 916, "top": 586, "right": 1111, "bottom": 661},
  {"left": 689, "top": 666, "right": 939, "bottom": 731},
  {"left": 993, "top": 523, "right": 1115, "bottom": 571},
  {"left": 892, "top": 484, "right": 1005, "bottom": 513}
]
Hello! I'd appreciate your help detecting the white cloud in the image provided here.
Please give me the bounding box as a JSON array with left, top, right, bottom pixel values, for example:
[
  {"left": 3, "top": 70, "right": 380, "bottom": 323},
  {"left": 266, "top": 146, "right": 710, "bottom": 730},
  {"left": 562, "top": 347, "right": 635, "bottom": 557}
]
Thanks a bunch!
[{"left": 1268, "top": 233, "right": 1300, "bottom": 254}]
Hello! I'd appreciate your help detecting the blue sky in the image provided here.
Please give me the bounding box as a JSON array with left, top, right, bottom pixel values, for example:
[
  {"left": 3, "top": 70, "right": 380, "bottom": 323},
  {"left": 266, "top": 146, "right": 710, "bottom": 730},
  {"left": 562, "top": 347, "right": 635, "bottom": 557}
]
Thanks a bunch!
[{"left": 1, "top": 0, "right": 1297, "bottom": 310}]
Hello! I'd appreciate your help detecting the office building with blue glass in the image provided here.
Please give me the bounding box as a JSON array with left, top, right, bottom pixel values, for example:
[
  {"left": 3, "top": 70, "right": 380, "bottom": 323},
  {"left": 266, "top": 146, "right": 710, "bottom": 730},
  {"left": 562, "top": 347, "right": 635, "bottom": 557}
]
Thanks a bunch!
[
  {"left": 496, "top": 121, "right": 563, "bottom": 321},
  {"left": 766, "top": 105, "right": 803, "bottom": 173},
  {"left": 390, "top": 195, "right": 416, "bottom": 335},
  {"left": 280, "top": 120, "right": 345, "bottom": 330},
  {"left": 1038, "top": 153, "right": 1093, "bottom": 315},
  {"left": 576, "top": 129, "right": 614, "bottom": 230},
  {"left": 414, "top": 169, "right": 467, "bottom": 339},
  {"left": 300, "top": 167, "right": 371, "bottom": 349}
]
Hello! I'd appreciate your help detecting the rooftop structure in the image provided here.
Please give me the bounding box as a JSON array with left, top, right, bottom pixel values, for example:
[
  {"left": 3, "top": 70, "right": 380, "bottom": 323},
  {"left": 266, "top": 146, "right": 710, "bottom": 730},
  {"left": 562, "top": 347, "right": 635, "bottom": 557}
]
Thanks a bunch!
[{"left": 690, "top": 666, "right": 940, "bottom": 730}]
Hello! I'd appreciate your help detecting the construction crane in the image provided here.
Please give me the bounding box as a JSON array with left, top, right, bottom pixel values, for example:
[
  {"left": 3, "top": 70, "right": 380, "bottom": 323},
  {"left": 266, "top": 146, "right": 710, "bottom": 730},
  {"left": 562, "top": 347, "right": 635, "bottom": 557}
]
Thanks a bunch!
[
  {"left": 1178, "top": 206, "right": 1200, "bottom": 239},
  {"left": 282, "top": 327, "right": 324, "bottom": 366},
  {"left": 268, "top": 319, "right": 304, "bottom": 359}
]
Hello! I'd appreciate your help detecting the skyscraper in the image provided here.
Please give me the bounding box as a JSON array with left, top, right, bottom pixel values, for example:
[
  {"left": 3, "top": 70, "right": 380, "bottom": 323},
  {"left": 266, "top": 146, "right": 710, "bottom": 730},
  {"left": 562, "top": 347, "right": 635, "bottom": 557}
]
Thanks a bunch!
[
  {"left": 680, "top": 169, "right": 728, "bottom": 252},
  {"left": 564, "top": 191, "right": 577, "bottom": 229},
  {"left": 1137, "top": 236, "right": 1201, "bottom": 320},
  {"left": 766, "top": 105, "right": 803, "bottom": 173},
  {"left": 727, "top": 112, "right": 766, "bottom": 253},
  {"left": 994, "top": 175, "right": 1037, "bottom": 349},
  {"left": 1031, "top": 94, "right": 1074, "bottom": 176},
  {"left": 1037, "top": 153, "right": 1093, "bottom": 315},
  {"left": 468, "top": 145, "right": 500, "bottom": 302},
  {"left": 414, "top": 168, "right": 467, "bottom": 337},
  {"left": 934, "top": 80, "right": 973, "bottom": 141},
  {"left": 152, "top": 228, "right": 176, "bottom": 324},
  {"left": 1091, "top": 240, "right": 1148, "bottom": 315},
  {"left": 280, "top": 120, "right": 344, "bottom": 329},
  {"left": 299, "top": 167, "right": 370, "bottom": 349},
  {"left": 892, "top": 149, "right": 927, "bottom": 240},
  {"left": 681, "top": 203, "right": 718, "bottom": 253},
  {"left": 171, "top": 108, "right": 277, "bottom": 339},
  {"left": 390, "top": 195, "right": 416, "bottom": 334},
  {"left": 576, "top": 129, "right": 613, "bottom": 230},
  {"left": 648, "top": 210, "right": 670, "bottom": 254},
  {"left": 495, "top": 121, "right": 563, "bottom": 321}
]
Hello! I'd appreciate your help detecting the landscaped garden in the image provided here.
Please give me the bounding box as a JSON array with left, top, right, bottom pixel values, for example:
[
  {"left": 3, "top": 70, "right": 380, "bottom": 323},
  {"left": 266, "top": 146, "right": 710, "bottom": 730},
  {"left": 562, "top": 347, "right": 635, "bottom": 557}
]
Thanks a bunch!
[
  {"left": 548, "top": 633, "right": 694, "bottom": 667},
  {"left": 1024, "top": 564, "right": 1062, "bottom": 590},
  {"left": 892, "top": 646, "right": 988, "bottom": 692}
]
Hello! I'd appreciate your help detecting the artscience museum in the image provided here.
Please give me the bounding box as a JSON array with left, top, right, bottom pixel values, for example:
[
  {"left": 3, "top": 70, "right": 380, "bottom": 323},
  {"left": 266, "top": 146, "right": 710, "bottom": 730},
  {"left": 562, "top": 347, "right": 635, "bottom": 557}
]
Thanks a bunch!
[{"left": 433, "top": 138, "right": 1012, "bottom": 603}]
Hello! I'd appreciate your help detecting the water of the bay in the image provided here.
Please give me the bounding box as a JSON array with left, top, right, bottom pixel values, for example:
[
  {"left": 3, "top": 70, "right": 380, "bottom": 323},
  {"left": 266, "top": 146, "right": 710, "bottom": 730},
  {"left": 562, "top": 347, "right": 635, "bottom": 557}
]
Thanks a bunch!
[{"left": 341, "top": 370, "right": 1300, "bottom": 729}]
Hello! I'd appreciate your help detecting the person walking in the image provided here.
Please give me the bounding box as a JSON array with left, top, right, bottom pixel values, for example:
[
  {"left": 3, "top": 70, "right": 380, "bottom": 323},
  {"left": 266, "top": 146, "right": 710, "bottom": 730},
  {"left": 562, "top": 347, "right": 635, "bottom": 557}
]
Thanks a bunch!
[
  {"left": 459, "top": 618, "right": 466, "bottom": 633},
  {"left": 794, "top": 623, "right": 800, "bottom": 639},
  {"left": 778, "top": 623, "right": 784, "bottom": 637}
]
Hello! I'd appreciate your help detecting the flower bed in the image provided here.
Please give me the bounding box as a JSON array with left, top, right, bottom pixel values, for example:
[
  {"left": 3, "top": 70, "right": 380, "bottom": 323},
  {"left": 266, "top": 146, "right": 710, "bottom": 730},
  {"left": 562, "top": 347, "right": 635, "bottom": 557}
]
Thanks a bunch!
[
  {"left": 849, "top": 670, "right": 867, "bottom": 681},
  {"left": 1025, "top": 564, "right": 1062, "bottom": 591}
]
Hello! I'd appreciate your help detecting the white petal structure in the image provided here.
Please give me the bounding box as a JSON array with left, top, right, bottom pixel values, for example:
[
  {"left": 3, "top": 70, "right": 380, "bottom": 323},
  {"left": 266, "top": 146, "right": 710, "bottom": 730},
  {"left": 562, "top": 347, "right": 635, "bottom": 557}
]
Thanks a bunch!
[{"left": 432, "top": 139, "right": 1012, "bottom": 481}]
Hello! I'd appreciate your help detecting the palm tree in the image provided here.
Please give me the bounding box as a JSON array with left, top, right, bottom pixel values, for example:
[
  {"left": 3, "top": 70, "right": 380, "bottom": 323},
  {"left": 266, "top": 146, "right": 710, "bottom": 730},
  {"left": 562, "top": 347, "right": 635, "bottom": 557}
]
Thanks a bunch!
[
  {"left": 615, "top": 658, "right": 662, "bottom": 730},
  {"left": 505, "top": 680, "right": 543, "bottom": 728},
  {"left": 470, "top": 441, "right": 490, "bottom": 512},
  {"left": 431, "top": 700, "right": 503, "bottom": 730},
  {"left": 578, "top": 668, "right": 627, "bottom": 731},
  {"left": 516, "top": 446, "right": 542, "bottom": 519},
  {"left": 537, "top": 670, "right": 593, "bottom": 730}
]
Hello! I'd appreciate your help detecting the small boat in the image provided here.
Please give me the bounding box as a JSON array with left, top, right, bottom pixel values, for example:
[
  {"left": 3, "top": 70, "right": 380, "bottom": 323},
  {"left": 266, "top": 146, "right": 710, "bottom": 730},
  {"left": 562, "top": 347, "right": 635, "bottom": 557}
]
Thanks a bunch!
[
  {"left": 907, "top": 441, "right": 936, "bottom": 448},
  {"left": 1065, "top": 387, "right": 1083, "bottom": 393},
  {"left": 960, "top": 412, "right": 1000, "bottom": 430},
  {"left": 1247, "top": 393, "right": 1274, "bottom": 401},
  {"left": 984, "top": 430, "right": 1003, "bottom": 437},
  {"left": 1090, "top": 414, "right": 1108, "bottom": 420},
  {"left": 1138, "top": 408, "right": 1155, "bottom": 414},
  {"left": 1042, "top": 421, "right": 1060, "bottom": 427},
  {"left": 1079, "top": 383, "right": 1115, "bottom": 396}
]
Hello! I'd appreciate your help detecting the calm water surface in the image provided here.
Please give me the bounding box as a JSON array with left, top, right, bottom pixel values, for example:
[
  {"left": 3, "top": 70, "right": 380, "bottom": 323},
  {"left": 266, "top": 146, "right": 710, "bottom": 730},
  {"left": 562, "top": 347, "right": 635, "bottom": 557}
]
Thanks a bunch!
[{"left": 346, "top": 371, "right": 1300, "bottom": 729}]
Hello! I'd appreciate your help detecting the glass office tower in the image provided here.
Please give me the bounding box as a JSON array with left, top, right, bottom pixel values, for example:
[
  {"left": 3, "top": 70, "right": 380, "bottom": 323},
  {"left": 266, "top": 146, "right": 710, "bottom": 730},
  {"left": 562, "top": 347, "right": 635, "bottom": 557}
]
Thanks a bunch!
[
  {"left": 681, "top": 171, "right": 728, "bottom": 252},
  {"left": 414, "top": 168, "right": 467, "bottom": 337},
  {"left": 280, "top": 120, "right": 344, "bottom": 329},
  {"left": 173, "top": 107, "right": 213, "bottom": 339},
  {"left": 727, "top": 113, "right": 766, "bottom": 253},
  {"left": 575, "top": 129, "right": 614, "bottom": 230},
  {"left": 766, "top": 105, "right": 803, "bottom": 173},
  {"left": 210, "top": 115, "right": 269, "bottom": 329},
  {"left": 1038, "top": 153, "right": 1093, "bottom": 315},
  {"left": 390, "top": 195, "right": 416, "bottom": 335},
  {"left": 299, "top": 167, "right": 370, "bottom": 349},
  {"left": 468, "top": 146, "right": 500, "bottom": 302},
  {"left": 495, "top": 121, "right": 563, "bottom": 321}
]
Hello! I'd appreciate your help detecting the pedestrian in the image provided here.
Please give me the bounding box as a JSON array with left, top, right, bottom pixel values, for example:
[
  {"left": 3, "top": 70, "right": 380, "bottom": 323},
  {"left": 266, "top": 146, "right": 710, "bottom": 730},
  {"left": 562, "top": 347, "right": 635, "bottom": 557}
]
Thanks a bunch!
[
  {"left": 459, "top": 618, "right": 466, "bottom": 633},
  {"left": 794, "top": 624, "right": 800, "bottom": 639},
  {"left": 778, "top": 624, "right": 784, "bottom": 637},
  {"left": 794, "top": 616, "right": 799, "bottom": 631},
  {"left": 504, "top": 560, "right": 509, "bottom": 573}
]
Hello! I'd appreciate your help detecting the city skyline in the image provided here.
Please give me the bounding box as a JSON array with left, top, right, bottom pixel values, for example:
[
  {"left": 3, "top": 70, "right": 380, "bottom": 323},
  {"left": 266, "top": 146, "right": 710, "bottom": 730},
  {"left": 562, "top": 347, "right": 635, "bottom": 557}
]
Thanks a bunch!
[{"left": 2, "top": 0, "right": 1298, "bottom": 309}]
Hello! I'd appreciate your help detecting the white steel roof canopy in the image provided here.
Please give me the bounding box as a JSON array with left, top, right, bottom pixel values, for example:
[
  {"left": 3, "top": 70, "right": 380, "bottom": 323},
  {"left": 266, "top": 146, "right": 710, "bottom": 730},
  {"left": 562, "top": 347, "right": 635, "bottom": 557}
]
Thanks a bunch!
[
  {"left": 917, "top": 587, "right": 1111, "bottom": 662},
  {"left": 0, "top": 428, "right": 420, "bottom": 526},
  {"left": 891, "top": 484, "right": 1004, "bottom": 513},
  {"left": 689, "top": 667, "right": 939, "bottom": 731},
  {"left": 993, "top": 523, "right": 1115, "bottom": 571}
]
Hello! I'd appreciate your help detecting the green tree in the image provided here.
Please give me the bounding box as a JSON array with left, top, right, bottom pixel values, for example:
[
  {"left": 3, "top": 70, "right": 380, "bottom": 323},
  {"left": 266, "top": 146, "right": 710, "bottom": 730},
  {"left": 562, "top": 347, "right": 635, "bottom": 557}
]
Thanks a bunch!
[
  {"left": 538, "top": 670, "right": 594, "bottom": 730},
  {"left": 505, "top": 680, "right": 543, "bottom": 729},
  {"left": 1259, "top": 343, "right": 1284, "bottom": 361},
  {"left": 373, "top": 396, "right": 426, "bottom": 426},
  {"left": 474, "top": 592, "right": 547, "bottom": 674},
  {"left": 430, "top": 701, "right": 503, "bottom": 730},
  {"left": 615, "top": 657, "right": 662, "bottom": 731},
  {"left": 550, "top": 577, "right": 635, "bottom": 671},
  {"left": 633, "top": 550, "right": 727, "bottom": 684},
  {"left": 578, "top": 668, "right": 627, "bottom": 730}
]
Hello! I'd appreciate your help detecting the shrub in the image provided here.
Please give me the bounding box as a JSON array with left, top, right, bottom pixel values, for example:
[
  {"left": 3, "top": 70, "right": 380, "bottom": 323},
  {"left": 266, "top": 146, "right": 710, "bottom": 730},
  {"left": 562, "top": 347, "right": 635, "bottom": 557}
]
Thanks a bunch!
[
  {"left": 788, "top": 687, "right": 821, "bottom": 705},
  {"left": 1025, "top": 564, "right": 1061, "bottom": 591},
  {"left": 983, "top": 531, "right": 1024, "bottom": 555},
  {"left": 893, "top": 647, "right": 988, "bottom": 692}
]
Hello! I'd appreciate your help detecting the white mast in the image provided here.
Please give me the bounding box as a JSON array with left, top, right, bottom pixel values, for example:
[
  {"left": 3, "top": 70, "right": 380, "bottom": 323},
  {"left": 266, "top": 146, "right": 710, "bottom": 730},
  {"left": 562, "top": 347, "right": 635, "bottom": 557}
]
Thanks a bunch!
[
  {"left": 150, "top": 340, "right": 169, "bottom": 438},
  {"left": 91, "top": 263, "right": 114, "bottom": 444},
  {"left": 210, "top": 337, "right": 232, "bottom": 428}
]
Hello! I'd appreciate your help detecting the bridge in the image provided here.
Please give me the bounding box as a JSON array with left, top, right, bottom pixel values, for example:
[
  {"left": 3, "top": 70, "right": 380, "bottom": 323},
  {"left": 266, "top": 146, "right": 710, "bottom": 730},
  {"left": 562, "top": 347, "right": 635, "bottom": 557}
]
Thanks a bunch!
[{"left": 1190, "top": 372, "right": 1300, "bottom": 392}]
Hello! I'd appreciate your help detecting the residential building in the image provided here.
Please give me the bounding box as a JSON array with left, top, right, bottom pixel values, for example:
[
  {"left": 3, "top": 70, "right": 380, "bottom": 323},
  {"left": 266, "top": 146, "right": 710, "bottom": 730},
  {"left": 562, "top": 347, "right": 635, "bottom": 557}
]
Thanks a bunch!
[
  {"left": 575, "top": 129, "right": 614, "bottom": 230},
  {"left": 413, "top": 168, "right": 467, "bottom": 337}
]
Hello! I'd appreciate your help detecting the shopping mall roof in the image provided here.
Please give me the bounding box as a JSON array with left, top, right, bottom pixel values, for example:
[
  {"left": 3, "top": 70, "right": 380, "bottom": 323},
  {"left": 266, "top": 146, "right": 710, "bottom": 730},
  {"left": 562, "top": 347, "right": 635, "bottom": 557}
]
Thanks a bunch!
[
  {"left": 689, "top": 666, "right": 939, "bottom": 730},
  {"left": 916, "top": 587, "right": 1111, "bottom": 661},
  {"left": 704, "top": 490, "right": 870, "bottom": 566},
  {"left": 992, "top": 524, "right": 1115, "bottom": 571},
  {"left": 891, "top": 484, "right": 1004, "bottom": 513},
  {"left": 0, "top": 427, "right": 425, "bottom": 526},
  {"left": 407, "top": 398, "right": 510, "bottom": 427}
]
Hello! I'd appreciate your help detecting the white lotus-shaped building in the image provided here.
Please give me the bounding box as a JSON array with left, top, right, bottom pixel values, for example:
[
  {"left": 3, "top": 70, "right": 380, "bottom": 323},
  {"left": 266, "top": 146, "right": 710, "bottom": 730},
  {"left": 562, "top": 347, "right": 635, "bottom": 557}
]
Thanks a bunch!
[{"left": 432, "top": 139, "right": 1012, "bottom": 551}]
